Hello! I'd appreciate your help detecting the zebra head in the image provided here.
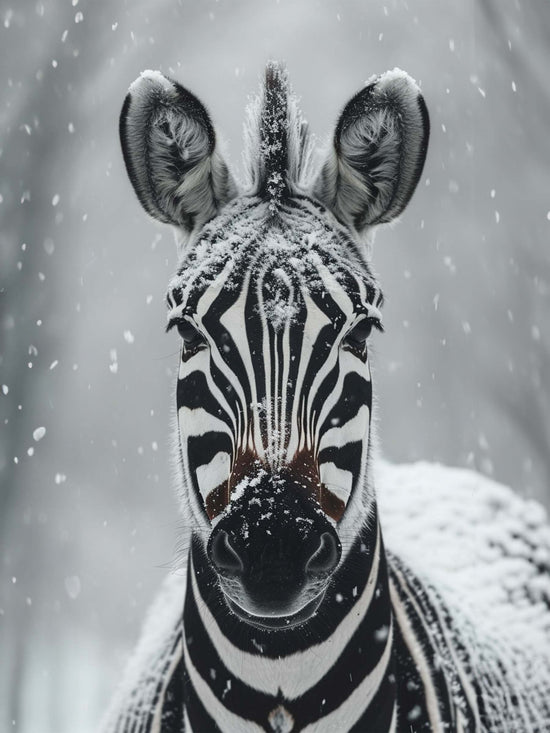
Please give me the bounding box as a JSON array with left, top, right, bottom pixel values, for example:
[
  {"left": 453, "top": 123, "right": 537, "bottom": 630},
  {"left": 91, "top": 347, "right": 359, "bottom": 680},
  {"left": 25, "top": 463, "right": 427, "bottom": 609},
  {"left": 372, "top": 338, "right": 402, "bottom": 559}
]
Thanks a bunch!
[{"left": 120, "top": 64, "right": 429, "bottom": 628}]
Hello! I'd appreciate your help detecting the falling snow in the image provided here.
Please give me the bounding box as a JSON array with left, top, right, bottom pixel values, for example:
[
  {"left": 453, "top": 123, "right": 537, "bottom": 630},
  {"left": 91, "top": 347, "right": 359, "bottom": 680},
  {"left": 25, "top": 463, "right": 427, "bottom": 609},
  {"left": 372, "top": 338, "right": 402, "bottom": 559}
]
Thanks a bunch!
[
  {"left": 2, "top": 4, "right": 550, "bottom": 733},
  {"left": 32, "top": 426, "right": 46, "bottom": 441}
]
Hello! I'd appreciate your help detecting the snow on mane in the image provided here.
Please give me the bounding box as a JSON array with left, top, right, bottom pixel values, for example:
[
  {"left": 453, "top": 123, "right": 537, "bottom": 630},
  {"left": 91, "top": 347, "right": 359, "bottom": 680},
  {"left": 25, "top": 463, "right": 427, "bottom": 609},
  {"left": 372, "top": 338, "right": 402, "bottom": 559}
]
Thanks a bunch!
[{"left": 242, "top": 61, "right": 318, "bottom": 199}]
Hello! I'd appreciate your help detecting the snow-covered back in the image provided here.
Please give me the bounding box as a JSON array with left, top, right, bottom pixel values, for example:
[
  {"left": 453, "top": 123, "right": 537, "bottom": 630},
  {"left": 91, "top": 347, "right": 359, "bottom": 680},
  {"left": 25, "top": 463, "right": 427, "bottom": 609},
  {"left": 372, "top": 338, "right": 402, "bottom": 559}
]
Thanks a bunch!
[
  {"left": 103, "top": 462, "right": 550, "bottom": 731},
  {"left": 378, "top": 461, "right": 550, "bottom": 730},
  {"left": 377, "top": 461, "right": 550, "bottom": 645}
]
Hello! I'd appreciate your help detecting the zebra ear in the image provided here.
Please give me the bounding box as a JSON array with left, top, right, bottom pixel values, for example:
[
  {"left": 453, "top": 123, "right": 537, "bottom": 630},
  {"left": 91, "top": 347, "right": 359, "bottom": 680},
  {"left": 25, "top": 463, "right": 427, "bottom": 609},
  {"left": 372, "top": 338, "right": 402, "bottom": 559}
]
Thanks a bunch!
[
  {"left": 313, "top": 69, "right": 429, "bottom": 233},
  {"left": 119, "top": 70, "right": 237, "bottom": 235}
]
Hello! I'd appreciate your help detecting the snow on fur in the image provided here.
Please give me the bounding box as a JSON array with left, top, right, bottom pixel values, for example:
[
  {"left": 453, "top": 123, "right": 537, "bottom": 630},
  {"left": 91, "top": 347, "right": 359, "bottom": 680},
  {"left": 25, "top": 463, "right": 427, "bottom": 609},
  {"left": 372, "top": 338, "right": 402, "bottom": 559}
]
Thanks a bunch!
[
  {"left": 377, "top": 461, "right": 550, "bottom": 644},
  {"left": 111, "top": 64, "right": 550, "bottom": 731},
  {"left": 103, "top": 463, "right": 550, "bottom": 731},
  {"left": 242, "top": 61, "right": 317, "bottom": 202},
  {"left": 101, "top": 572, "right": 186, "bottom": 731},
  {"left": 378, "top": 461, "right": 550, "bottom": 731}
]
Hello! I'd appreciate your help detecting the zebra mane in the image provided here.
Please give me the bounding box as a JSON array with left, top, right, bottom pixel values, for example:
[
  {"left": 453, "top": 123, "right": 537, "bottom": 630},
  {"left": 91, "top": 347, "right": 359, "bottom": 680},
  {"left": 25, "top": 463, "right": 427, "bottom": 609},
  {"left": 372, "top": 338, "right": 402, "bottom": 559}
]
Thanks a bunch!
[{"left": 243, "top": 61, "right": 317, "bottom": 203}]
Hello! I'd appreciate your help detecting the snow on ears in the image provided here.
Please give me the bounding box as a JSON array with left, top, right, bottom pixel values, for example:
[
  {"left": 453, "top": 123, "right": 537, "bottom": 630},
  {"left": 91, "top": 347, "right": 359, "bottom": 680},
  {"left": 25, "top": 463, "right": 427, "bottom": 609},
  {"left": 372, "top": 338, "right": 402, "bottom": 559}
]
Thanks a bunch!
[
  {"left": 313, "top": 69, "right": 430, "bottom": 235},
  {"left": 119, "top": 70, "right": 237, "bottom": 242}
]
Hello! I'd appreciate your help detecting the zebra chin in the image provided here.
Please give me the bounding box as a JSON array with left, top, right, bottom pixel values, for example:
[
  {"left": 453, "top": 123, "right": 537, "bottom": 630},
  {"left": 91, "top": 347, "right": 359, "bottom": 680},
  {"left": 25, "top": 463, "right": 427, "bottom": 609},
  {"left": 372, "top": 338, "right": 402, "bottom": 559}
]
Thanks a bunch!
[
  {"left": 205, "top": 473, "right": 342, "bottom": 628},
  {"left": 213, "top": 561, "right": 333, "bottom": 629},
  {"left": 224, "top": 589, "right": 327, "bottom": 629}
]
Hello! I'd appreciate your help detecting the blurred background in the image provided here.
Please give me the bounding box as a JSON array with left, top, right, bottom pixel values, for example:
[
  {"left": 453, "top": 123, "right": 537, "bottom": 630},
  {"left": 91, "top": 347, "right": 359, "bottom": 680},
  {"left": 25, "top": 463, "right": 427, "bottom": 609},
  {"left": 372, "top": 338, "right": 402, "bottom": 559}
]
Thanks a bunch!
[{"left": 1, "top": 0, "right": 549, "bottom": 730}]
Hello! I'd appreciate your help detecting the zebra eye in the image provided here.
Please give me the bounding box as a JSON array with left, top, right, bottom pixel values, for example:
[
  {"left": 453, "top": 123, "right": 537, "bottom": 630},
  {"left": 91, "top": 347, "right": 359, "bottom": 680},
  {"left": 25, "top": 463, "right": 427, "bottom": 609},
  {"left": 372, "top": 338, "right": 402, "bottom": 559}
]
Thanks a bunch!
[
  {"left": 176, "top": 321, "right": 207, "bottom": 352},
  {"left": 343, "top": 318, "right": 380, "bottom": 354}
]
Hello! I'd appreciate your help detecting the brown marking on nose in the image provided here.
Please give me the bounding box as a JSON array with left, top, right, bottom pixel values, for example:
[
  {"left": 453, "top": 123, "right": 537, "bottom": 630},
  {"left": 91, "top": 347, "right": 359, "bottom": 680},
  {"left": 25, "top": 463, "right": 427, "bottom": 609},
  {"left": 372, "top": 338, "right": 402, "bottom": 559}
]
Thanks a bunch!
[
  {"left": 319, "top": 484, "right": 346, "bottom": 522},
  {"left": 204, "top": 447, "right": 345, "bottom": 522},
  {"left": 288, "top": 450, "right": 345, "bottom": 522},
  {"left": 228, "top": 447, "right": 263, "bottom": 492},
  {"left": 205, "top": 481, "right": 230, "bottom": 520},
  {"left": 205, "top": 447, "right": 263, "bottom": 520}
]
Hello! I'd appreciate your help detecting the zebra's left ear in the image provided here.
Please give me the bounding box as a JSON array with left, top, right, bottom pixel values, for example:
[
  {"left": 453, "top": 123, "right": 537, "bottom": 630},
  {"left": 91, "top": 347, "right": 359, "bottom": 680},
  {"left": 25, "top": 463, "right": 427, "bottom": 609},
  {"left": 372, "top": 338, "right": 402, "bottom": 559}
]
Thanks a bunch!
[
  {"left": 119, "top": 70, "right": 237, "bottom": 238},
  {"left": 313, "top": 69, "right": 429, "bottom": 233}
]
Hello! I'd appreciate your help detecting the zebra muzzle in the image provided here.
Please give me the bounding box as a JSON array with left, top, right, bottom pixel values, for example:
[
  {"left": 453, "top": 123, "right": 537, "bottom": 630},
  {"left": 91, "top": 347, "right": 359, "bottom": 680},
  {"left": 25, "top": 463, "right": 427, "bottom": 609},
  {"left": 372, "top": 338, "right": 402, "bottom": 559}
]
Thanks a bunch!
[{"left": 206, "top": 476, "right": 342, "bottom": 627}]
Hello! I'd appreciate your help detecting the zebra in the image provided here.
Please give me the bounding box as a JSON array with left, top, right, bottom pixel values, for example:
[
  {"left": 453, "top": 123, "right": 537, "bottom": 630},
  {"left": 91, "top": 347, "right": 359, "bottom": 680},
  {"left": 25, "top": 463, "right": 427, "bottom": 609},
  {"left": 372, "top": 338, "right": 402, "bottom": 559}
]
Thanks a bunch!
[{"left": 104, "top": 63, "right": 550, "bottom": 732}]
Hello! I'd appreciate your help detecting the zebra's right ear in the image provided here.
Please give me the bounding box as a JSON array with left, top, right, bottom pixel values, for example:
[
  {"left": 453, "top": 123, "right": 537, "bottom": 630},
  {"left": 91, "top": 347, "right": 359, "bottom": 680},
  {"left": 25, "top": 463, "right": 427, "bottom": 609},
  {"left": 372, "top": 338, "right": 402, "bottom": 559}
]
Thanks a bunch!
[
  {"left": 119, "top": 70, "right": 237, "bottom": 235},
  {"left": 313, "top": 69, "right": 429, "bottom": 235}
]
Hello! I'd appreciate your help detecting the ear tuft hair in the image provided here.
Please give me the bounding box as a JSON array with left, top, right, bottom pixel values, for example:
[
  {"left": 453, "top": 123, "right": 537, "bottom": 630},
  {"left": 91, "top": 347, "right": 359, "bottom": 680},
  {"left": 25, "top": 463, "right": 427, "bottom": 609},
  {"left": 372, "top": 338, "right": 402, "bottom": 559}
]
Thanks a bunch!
[
  {"left": 314, "top": 69, "right": 429, "bottom": 233},
  {"left": 120, "top": 70, "right": 236, "bottom": 233}
]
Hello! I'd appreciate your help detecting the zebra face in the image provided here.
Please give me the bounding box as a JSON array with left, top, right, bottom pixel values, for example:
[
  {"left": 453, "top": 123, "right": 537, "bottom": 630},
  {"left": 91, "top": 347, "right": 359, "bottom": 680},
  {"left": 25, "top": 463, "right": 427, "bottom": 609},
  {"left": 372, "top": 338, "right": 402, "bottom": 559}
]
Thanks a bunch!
[
  {"left": 167, "top": 199, "right": 382, "bottom": 520},
  {"left": 120, "top": 64, "right": 429, "bottom": 625},
  {"left": 167, "top": 198, "right": 383, "bottom": 622}
]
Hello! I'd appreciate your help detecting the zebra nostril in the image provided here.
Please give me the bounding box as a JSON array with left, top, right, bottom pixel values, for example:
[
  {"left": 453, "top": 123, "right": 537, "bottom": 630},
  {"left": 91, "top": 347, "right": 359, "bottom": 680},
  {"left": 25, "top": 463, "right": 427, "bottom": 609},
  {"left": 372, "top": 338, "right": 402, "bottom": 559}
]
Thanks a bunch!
[
  {"left": 306, "top": 531, "right": 341, "bottom": 576},
  {"left": 209, "top": 529, "right": 244, "bottom": 576}
]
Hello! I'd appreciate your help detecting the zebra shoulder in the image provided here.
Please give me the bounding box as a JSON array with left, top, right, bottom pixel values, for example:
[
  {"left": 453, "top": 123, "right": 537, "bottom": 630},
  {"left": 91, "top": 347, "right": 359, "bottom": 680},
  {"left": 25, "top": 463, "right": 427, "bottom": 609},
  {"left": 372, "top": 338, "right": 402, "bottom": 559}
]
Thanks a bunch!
[
  {"left": 380, "top": 461, "right": 550, "bottom": 731},
  {"left": 101, "top": 572, "right": 187, "bottom": 733}
]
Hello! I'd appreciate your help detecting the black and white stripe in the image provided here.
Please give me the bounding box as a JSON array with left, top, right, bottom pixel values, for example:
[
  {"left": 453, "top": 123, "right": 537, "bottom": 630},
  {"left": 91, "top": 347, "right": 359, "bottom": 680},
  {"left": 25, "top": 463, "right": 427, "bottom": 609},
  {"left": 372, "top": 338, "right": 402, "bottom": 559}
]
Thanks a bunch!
[
  {"left": 165, "top": 197, "right": 382, "bottom": 531},
  {"left": 106, "top": 520, "right": 488, "bottom": 732},
  {"left": 104, "top": 62, "right": 550, "bottom": 732}
]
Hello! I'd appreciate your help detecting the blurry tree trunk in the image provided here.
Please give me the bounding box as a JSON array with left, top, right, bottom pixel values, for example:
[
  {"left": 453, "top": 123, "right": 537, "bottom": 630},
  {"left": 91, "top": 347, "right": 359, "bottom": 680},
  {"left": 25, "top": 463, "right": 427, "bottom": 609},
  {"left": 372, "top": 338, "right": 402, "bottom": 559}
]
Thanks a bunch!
[
  {"left": 476, "top": 0, "right": 550, "bottom": 492},
  {"left": 0, "top": 5, "right": 82, "bottom": 728}
]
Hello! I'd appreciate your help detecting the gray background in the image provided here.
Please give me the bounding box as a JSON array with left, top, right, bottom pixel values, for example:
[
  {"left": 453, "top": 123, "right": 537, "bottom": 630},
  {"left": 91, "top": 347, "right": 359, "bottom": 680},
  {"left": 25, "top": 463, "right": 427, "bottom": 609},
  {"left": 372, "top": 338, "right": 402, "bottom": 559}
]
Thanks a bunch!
[{"left": 1, "top": 1, "right": 549, "bottom": 730}]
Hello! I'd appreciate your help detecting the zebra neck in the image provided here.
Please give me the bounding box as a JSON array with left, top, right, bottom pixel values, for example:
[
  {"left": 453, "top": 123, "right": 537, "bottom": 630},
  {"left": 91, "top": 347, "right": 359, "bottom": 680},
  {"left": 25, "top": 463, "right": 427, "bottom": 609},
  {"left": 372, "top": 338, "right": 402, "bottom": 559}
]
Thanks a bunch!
[{"left": 183, "top": 513, "right": 399, "bottom": 731}]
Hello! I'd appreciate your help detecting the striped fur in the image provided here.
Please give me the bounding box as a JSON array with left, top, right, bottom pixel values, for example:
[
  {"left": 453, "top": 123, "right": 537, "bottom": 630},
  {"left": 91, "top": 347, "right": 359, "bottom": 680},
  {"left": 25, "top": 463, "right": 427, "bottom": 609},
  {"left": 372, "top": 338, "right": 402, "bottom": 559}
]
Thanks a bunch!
[
  {"left": 106, "top": 520, "right": 487, "bottom": 732},
  {"left": 166, "top": 195, "right": 382, "bottom": 539},
  {"left": 105, "top": 63, "right": 550, "bottom": 732}
]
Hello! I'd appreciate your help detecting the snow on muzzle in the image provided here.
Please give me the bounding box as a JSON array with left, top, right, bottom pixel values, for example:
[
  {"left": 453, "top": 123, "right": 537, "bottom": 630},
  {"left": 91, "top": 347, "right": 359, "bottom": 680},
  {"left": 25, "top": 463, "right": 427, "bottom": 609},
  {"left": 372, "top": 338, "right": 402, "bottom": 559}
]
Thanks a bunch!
[{"left": 206, "top": 471, "right": 342, "bottom": 628}]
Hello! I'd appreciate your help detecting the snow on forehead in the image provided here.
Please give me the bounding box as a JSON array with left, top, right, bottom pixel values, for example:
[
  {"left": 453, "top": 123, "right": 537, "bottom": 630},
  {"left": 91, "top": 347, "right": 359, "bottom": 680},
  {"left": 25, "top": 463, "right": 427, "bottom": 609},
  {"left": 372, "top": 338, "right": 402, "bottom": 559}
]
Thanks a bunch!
[{"left": 168, "top": 198, "right": 378, "bottom": 303}]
